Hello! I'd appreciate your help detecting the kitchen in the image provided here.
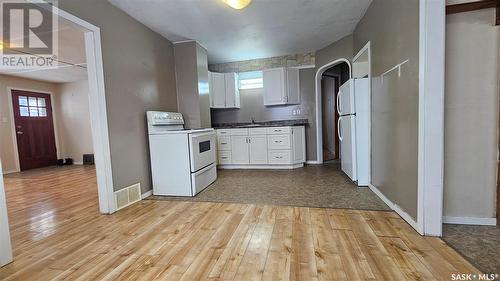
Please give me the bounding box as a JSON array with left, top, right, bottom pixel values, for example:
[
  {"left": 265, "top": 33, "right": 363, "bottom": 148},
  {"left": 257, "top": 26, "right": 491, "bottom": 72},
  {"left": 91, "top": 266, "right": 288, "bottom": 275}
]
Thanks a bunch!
[{"left": 146, "top": 40, "right": 379, "bottom": 211}]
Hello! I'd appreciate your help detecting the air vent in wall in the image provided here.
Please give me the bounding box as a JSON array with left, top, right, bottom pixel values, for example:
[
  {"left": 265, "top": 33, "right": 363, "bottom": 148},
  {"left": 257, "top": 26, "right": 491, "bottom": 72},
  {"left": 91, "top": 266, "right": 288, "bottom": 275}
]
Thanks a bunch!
[{"left": 114, "top": 183, "right": 141, "bottom": 210}]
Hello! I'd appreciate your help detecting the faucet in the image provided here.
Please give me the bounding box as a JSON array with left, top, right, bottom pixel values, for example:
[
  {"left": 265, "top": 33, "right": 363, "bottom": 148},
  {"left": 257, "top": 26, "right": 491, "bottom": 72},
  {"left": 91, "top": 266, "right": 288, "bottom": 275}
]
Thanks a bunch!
[{"left": 251, "top": 117, "right": 256, "bottom": 124}]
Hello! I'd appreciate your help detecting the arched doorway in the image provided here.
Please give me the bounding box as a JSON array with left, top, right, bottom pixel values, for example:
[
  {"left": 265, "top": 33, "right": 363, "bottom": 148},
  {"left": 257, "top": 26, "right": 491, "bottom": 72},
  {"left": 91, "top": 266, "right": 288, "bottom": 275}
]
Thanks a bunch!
[{"left": 314, "top": 59, "right": 352, "bottom": 163}]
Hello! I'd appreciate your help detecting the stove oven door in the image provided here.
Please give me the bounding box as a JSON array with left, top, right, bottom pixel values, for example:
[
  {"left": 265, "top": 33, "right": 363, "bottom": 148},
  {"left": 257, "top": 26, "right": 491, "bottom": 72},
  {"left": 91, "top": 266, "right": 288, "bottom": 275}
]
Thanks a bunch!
[{"left": 189, "top": 131, "right": 216, "bottom": 172}]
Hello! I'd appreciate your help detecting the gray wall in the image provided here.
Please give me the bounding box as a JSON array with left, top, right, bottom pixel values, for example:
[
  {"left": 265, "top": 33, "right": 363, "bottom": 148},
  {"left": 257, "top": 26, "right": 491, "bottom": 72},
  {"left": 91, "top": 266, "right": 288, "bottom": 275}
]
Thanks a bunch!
[
  {"left": 353, "top": 0, "right": 420, "bottom": 220},
  {"left": 211, "top": 68, "right": 317, "bottom": 161},
  {"left": 444, "top": 9, "right": 499, "bottom": 219},
  {"left": 174, "top": 41, "right": 211, "bottom": 129},
  {"left": 315, "top": 34, "right": 353, "bottom": 72},
  {"left": 59, "top": 0, "right": 178, "bottom": 193}
]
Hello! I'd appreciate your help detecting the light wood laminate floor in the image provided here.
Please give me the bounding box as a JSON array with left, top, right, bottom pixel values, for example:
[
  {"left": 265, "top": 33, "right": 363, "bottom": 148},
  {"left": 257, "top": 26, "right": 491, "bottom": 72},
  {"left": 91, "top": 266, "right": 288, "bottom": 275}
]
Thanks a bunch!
[{"left": 1, "top": 166, "right": 479, "bottom": 280}]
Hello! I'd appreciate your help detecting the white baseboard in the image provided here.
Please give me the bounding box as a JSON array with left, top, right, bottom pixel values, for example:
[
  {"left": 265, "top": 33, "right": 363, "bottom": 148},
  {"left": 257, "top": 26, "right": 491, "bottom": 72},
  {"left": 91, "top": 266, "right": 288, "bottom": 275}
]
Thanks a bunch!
[
  {"left": 2, "top": 170, "right": 18, "bottom": 175},
  {"left": 443, "top": 216, "right": 497, "bottom": 226},
  {"left": 218, "top": 164, "right": 304, "bottom": 170},
  {"left": 141, "top": 190, "right": 153, "bottom": 199},
  {"left": 73, "top": 161, "right": 83, "bottom": 165},
  {"left": 368, "top": 184, "right": 422, "bottom": 234},
  {"left": 306, "top": 160, "right": 321, "bottom": 165}
]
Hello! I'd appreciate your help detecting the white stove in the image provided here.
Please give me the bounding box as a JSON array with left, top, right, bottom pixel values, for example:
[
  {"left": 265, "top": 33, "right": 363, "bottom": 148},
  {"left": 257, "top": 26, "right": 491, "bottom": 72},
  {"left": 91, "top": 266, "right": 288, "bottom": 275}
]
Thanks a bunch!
[{"left": 147, "top": 111, "right": 217, "bottom": 196}]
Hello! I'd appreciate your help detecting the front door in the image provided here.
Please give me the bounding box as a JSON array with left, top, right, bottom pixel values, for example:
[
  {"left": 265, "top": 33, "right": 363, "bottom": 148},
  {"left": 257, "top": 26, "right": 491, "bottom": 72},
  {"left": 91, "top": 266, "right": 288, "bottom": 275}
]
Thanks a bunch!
[{"left": 11, "top": 90, "right": 57, "bottom": 171}]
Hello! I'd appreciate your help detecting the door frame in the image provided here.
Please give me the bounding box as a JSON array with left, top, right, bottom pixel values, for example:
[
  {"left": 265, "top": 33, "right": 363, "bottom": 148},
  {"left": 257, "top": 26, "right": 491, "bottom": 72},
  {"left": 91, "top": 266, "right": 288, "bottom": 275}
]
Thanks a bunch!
[
  {"left": 0, "top": 3, "right": 115, "bottom": 266},
  {"left": 417, "top": 0, "right": 446, "bottom": 236},
  {"left": 7, "top": 88, "right": 61, "bottom": 172},
  {"left": 0, "top": 162, "right": 12, "bottom": 267},
  {"left": 320, "top": 74, "right": 340, "bottom": 161},
  {"left": 352, "top": 41, "right": 372, "bottom": 185}
]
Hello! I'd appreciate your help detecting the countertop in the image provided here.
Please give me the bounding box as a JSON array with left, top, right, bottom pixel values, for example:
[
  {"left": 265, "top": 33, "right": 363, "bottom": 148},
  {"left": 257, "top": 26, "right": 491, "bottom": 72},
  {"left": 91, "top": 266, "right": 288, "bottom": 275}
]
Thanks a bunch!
[{"left": 212, "top": 119, "right": 309, "bottom": 129}]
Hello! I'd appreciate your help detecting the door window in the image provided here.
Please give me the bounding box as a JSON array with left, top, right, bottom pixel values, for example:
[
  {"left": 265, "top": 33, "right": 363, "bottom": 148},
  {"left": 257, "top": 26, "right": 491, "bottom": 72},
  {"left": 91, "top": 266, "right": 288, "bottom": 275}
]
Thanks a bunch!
[{"left": 18, "top": 96, "right": 47, "bottom": 117}]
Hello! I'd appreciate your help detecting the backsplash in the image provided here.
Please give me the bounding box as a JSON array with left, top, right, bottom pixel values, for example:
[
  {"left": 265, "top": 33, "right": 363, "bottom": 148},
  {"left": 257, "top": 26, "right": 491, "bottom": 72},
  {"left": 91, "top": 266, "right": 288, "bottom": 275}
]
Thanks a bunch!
[{"left": 209, "top": 52, "right": 315, "bottom": 73}]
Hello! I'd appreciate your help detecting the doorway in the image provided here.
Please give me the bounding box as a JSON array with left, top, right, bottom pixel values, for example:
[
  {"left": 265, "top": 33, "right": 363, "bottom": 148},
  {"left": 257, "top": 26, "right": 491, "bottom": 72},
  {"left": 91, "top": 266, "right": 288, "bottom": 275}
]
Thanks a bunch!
[
  {"left": 320, "top": 63, "right": 350, "bottom": 163},
  {"left": 0, "top": 5, "right": 114, "bottom": 267},
  {"left": 11, "top": 90, "right": 57, "bottom": 171}
]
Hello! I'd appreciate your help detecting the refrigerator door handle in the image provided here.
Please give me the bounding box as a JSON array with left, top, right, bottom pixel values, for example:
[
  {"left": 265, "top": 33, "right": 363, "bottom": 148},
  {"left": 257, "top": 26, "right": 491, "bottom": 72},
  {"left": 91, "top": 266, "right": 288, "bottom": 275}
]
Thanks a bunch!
[
  {"left": 337, "top": 117, "right": 343, "bottom": 142},
  {"left": 336, "top": 90, "right": 342, "bottom": 115}
]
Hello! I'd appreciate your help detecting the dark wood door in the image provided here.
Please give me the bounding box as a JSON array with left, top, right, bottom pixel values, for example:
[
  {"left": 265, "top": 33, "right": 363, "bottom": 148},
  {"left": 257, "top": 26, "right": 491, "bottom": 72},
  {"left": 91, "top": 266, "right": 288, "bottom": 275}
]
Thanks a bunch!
[{"left": 11, "top": 90, "right": 57, "bottom": 171}]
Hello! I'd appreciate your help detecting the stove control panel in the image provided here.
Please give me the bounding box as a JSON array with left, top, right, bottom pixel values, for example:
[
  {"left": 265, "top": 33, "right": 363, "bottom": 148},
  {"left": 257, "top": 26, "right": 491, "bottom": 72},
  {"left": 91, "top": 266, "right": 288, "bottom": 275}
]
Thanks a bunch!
[{"left": 147, "top": 111, "right": 184, "bottom": 126}]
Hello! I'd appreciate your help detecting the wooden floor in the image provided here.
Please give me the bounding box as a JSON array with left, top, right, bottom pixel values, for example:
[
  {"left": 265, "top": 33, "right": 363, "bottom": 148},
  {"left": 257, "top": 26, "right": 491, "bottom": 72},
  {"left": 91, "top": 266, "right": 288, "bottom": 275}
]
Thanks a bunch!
[{"left": 0, "top": 166, "right": 479, "bottom": 280}]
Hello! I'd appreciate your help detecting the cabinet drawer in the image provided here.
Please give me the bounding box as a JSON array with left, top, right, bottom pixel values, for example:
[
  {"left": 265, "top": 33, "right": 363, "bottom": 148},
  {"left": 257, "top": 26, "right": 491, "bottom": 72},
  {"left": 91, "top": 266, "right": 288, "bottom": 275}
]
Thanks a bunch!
[
  {"left": 217, "top": 136, "right": 231, "bottom": 151},
  {"left": 267, "top": 126, "right": 291, "bottom": 135},
  {"left": 268, "top": 135, "right": 291, "bottom": 150},
  {"left": 230, "top": 128, "right": 249, "bottom": 136},
  {"left": 218, "top": 151, "right": 232, "bottom": 164},
  {"left": 268, "top": 150, "right": 291, "bottom": 164},
  {"left": 249, "top": 128, "right": 267, "bottom": 135},
  {"left": 216, "top": 129, "right": 231, "bottom": 136}
]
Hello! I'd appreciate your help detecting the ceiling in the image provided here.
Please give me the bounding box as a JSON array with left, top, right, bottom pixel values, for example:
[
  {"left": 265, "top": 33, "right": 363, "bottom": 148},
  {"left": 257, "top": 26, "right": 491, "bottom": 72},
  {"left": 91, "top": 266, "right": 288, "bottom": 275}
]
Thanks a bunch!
[
  {"left": 0, "top": 8, "right": 88, "bottom": 84},
  {"left": 108, "top": 0, "right": 372, "bottom": 64}
]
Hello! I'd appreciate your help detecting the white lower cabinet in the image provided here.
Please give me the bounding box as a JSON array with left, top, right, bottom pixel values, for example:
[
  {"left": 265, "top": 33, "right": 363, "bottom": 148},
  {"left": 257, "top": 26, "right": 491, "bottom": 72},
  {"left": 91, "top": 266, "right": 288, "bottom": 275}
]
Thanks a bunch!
[
  {"left": 230, "top": 136, "right": 250, "bottom": 164},
  {"left": 249, "top": 135, "right": 268, "bottom": 164},
  {"left": 216, "top": 126, "right": 305, "bottom": 169}
]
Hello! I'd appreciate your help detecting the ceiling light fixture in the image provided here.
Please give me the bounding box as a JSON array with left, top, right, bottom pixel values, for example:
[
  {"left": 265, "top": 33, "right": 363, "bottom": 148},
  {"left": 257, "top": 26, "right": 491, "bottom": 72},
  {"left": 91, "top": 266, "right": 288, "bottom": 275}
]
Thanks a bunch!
[{"left": 222, "top": 0, "right": 252, "bottom": 10}]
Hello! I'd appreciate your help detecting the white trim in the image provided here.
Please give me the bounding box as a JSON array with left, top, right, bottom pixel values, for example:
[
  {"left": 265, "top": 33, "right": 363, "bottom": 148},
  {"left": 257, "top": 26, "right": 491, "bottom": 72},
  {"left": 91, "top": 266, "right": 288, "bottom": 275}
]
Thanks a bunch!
[
  {"left": 73, "top": 161, "right": 84, "bottom": 165},
  {"left": 306, "top": 160, "right": 321, "bottom": 165},
  {"left": 2, "top": 170, "right": 17, "bottom": 175},
  {"left": 369, "top": 184, "right": 420, "bottom": 231},
  {"left": 443, "top": 216, "right": 497, "bottom": 226},
  {"left": 352, "top": 41, "right": 372, "bottom": 189},
  {"left": 83, "top": 31, "right": 115, "bottom": 214},
  {"left": 0, "top": 161, "right": 13, "bottom": 266},
  {"left": 7, "top": 87, "right": 61, "bottom": 172},
  {"left": 141, "top": 190, "right": 153, "bottom": 199},
  {"left": 218, "top": 164, "right": 304, "bottom": 170},
  {"left": 417, "top": 0, "right": 446, "bottom": 236},
  {"left": 315, "top": 58, "right": 352, "bottom": 164}
]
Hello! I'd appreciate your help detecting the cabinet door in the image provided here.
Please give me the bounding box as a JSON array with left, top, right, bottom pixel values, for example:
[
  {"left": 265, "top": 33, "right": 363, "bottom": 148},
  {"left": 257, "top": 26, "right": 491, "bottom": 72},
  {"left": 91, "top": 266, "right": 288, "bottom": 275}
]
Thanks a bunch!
[
  {"left": 292, "top": 126, "right": 306, "bottom": 163},
  {"left": 224, "top": 73, "right": 240, "bottom": 108},
  {"left": 211, "top": 72, "right": 226, "bottom": 108},
  {"left": 286, "top": 68, "right": 300, "bottom": 104},
  {"left": 263, "top": 68, "right": 285, "bottom": 105},
  {"left": 249, "top": 135, "right": 267, "bottom": 164},
  {"left": 230, "top": 136, "right": 249, "bottom": 164}
]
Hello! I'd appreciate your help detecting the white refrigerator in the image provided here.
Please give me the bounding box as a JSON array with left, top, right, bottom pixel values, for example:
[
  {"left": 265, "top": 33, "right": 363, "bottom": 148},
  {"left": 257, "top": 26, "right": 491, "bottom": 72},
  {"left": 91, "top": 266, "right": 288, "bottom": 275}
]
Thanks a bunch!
[{"left": 337, "top": 78, "right": 369, "bottom": 186}]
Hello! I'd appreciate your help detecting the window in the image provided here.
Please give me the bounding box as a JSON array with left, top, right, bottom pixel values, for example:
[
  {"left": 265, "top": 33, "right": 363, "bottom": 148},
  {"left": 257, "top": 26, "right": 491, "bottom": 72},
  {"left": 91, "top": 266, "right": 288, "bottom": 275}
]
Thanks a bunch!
[
  {"left": 18, "top": 96, "right": 47, "bottom": 117},
  {"left": 238, "top": 71, "right": 263, "bottom": 90}
]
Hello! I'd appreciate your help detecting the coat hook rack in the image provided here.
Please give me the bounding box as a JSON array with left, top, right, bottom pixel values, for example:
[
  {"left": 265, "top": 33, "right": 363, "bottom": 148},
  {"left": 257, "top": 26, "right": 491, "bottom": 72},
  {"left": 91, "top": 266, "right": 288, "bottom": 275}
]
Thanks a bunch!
[{"left": 380, "top": 59, "right": 409, "bottom": 84}]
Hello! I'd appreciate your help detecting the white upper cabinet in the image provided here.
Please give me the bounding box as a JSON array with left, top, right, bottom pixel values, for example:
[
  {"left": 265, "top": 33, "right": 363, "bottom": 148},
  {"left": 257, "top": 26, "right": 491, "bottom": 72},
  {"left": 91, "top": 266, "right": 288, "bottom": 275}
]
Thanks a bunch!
[
  {"left": 224, "top": 73, "right": 240, "bottom": 108},
  {"left": 210, "top": 72, "right": 226, "bottom": 108},
  {"left": 209, "top": 71, "right": 240, "bottom": 108},
  {"left": 263, "top": 67, "right": 300, "bottom": 106}
]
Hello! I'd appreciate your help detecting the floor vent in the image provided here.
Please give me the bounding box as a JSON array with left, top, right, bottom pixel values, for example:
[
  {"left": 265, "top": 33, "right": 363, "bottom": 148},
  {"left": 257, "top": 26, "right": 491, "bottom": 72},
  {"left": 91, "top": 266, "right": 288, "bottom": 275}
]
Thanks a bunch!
[{"left": 114, "top": 183, "right": 141, "bottom": 210}]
